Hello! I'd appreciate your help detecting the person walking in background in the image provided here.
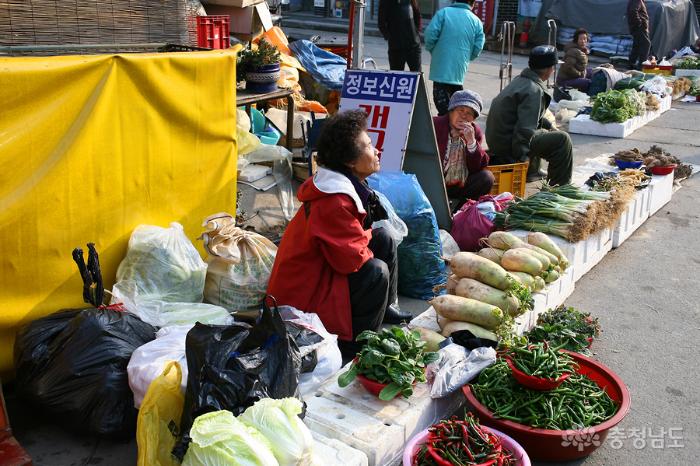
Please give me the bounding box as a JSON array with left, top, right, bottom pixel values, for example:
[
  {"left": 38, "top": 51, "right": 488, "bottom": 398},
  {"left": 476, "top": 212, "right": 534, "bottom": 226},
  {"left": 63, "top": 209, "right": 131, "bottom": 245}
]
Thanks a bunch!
[
  {"left": 424, "top": 0, "right": 485, "bottom": 115},
  {"left": 627, "top": 0, "right": 651, "bottom": 70},
  {"left": 378, "top": 0, "right": 422, "bottom": 72},
  {"left": 557, "top": 28, "right": 592, "bottom": 92}
]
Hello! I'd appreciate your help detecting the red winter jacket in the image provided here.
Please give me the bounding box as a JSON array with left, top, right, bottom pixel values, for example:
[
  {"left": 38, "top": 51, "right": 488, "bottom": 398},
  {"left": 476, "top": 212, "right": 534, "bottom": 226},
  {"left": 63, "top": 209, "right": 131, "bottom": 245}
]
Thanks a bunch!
[
  {"left": 432, "top": 114, "right": 489, "bottom": 173},
  {"left": 267, "top": 168, "right": 373, "bottom": 341}
]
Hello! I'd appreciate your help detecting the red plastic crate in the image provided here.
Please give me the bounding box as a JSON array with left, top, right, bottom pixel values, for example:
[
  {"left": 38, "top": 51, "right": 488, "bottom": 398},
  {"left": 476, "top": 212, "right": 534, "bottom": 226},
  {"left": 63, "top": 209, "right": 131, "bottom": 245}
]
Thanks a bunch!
[{"left": 196, "top": 16, "right": 230, "bottom": 50}]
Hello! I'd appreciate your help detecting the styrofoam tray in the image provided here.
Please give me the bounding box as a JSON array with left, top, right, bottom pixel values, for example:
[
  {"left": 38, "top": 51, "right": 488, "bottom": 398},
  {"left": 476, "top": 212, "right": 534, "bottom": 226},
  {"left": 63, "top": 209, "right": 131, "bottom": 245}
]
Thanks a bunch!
[
  {"left": 312, "top": 430, "right": 369, "bottom": 466},
  {"left": 303, "top": 363, "right": 465, "bottom": 466},
  {"left": 675, "top": 69, "right": 700, "bottom": 77},
  {"left": 568, "top": 94, "right": 672, "bottom": 138}
]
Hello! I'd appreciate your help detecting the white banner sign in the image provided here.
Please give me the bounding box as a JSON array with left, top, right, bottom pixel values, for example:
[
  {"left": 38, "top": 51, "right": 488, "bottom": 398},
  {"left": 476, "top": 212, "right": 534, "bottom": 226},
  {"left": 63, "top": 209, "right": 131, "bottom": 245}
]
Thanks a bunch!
[{"left": 339, "top": 70, "right": 420, "bottom": 172}]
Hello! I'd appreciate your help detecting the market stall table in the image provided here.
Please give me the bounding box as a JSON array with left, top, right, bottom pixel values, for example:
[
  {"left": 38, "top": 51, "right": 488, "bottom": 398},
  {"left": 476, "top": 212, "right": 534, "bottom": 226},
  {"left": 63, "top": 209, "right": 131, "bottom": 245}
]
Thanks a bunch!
[{"left": 237, "top": 87, "right": 295, "bottom": 150}]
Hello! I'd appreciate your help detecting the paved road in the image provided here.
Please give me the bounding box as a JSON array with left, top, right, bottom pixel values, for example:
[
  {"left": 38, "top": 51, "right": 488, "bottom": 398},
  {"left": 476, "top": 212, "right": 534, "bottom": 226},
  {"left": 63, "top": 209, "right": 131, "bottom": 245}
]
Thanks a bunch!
[{"left": 5, "top": 32, "right": 699, "bottom": 466}]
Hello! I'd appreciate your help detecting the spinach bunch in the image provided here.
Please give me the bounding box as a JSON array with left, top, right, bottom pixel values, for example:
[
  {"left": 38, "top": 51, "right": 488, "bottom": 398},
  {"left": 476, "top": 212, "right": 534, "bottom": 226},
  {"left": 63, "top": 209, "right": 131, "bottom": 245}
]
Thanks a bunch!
[
  {"left": 591, "top": 89, "right": 645, "bottom": 123},
  {"left": 525, "top": 305, "right": 600, "bottom": 355},
  {"left": 676, "top": 57, "right": 700, "bottom": 70},
  {"left": 338, "top": 327, "right": 439, "bottom": 400}
]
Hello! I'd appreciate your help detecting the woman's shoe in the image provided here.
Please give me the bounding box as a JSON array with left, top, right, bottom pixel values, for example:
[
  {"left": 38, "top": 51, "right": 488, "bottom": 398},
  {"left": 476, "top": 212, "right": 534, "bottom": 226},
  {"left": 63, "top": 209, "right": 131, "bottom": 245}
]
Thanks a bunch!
[{"left": 382, "top": 305, "right": 412, "bottom": 324}]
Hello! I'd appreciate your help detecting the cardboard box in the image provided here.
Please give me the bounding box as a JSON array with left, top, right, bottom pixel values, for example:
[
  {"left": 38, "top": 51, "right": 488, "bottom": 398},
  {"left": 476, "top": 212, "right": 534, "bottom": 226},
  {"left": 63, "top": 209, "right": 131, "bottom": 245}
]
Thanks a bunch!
[
  {"left": 203, "top": 3, "right": 272, "bottom": 35},
  {"left": 203, "top": 0, "right": 265, "bottom": 7}
]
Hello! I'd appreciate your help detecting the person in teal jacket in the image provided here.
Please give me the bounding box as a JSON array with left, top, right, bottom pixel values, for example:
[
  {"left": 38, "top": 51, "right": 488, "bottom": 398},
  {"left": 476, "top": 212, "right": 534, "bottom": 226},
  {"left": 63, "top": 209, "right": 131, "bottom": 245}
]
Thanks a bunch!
[{"left": 424, "top": 0, "right": 485, "bottom": 115}]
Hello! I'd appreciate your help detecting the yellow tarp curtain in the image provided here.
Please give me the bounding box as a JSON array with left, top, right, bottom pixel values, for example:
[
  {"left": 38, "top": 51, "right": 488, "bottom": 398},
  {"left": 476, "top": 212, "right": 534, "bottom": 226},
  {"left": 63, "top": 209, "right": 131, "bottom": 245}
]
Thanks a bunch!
[{"left": 0, "top": 49, "right": 239, "bottom": 374}]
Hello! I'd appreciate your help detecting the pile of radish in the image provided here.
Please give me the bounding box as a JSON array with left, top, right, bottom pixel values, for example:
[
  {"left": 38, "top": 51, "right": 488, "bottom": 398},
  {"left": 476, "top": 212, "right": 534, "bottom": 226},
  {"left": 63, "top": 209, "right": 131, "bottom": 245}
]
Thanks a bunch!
[{"left": 417, "top": 231, "right": 570, "bottom": 347}]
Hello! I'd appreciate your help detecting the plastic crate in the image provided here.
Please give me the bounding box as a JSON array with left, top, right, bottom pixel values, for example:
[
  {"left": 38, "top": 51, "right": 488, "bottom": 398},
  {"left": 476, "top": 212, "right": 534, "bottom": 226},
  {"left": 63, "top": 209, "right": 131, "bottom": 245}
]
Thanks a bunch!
[
  {"left": 486, "top": 161, "right": 528, "bottom": 197},
  {"left": 196, "top": 16, "right": 230, "bottom": 50}
]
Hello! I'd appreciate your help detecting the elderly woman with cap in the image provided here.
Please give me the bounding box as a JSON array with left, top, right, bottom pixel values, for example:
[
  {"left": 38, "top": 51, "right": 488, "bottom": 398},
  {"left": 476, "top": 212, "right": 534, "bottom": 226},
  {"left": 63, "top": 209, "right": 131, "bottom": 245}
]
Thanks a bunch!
[
  {"left": 432, "top": 90, "right": 494, "bottom": 210},
  {"left": 267, "top": 110, "right": 411, "bottom": 358},
  {"left": 485, "top": 45, "right": 573, "bottom": 186}
]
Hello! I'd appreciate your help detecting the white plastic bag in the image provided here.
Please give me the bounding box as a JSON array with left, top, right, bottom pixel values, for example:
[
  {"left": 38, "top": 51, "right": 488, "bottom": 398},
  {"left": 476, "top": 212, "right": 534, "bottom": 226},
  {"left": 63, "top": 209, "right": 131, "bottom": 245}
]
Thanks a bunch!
[
  {"left": 439, "top": 230, "right": 460, "bottom": 260},
  {"left": 128, "top": 325, "right": 191, "bottom": 408},
  {"left": 200, "top": 213, "right": 277, "bottom": 312},
  {"left": 428, "top": 344, "right": 496, "bottom": 398},
  {"left": 278, "top": 306, "right": 342, "bottom": 396},
  {"left": 111, "top": 280, "right": 234, "bottom": 328},
  {"left": 372, "top": 191, "right": 408, "bottom": 245},
  {"left": 116, "top": 222, "right": 207, "bottom": 303},
  {"left": 242, "top": 145, "right": 295, "bottom": 220}
]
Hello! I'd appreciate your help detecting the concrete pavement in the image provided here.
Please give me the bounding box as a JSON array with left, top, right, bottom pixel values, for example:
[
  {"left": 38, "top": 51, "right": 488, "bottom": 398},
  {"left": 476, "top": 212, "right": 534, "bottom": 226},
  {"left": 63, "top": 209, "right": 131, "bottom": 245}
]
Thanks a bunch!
[{"left": 4, "top": 30, "right": 699, "bottom": 466}]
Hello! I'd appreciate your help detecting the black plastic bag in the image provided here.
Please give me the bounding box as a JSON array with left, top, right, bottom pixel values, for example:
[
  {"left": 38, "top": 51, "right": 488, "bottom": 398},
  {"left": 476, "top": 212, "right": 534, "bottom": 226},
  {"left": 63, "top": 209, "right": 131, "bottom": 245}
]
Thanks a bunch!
[
  {"left": 13, "top": 243, "right": 156, "bottom": 438},
  {"left": 284, "top": 320, "right": 323, "bottom": 373},
  {"left": 14, "top": 307, "right": 156, "bottom": 437},
  {"left": 175, "top": 297, "right": 301, "bottom": 458}
]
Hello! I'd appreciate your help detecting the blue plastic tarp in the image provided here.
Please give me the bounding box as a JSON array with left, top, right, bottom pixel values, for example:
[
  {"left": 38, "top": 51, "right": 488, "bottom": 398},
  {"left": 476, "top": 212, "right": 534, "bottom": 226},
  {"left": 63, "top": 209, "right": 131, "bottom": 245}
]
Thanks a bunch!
[{"left": 289, "top": 40, "right": 346, "bottom": 90}]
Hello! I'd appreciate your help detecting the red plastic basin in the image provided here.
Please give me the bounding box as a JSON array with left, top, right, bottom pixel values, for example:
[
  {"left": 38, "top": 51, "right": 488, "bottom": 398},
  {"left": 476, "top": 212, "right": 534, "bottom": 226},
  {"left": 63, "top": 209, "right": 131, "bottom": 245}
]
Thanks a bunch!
[
  {"left": 650, "top": 164, "right": 676, "bottom": 176},
  {"left": 403, "top": 426, "right": 531, "bottom": 466},
  {"left": 505, "top": 356, "right": 572, "bottom": 391},
  {"left": 356, "top": 373, "right": 391, "bottom": 398},
  {"left": 462, "top": 351, "right": 631, "bottom": 461}
]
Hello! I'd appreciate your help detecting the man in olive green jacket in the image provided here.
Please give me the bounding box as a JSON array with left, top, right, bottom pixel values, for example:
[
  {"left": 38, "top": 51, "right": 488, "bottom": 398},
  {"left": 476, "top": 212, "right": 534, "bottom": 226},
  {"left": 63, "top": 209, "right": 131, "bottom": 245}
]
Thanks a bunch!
[{"left": 485, "top": 46, "right": 573, "bottom": 186}]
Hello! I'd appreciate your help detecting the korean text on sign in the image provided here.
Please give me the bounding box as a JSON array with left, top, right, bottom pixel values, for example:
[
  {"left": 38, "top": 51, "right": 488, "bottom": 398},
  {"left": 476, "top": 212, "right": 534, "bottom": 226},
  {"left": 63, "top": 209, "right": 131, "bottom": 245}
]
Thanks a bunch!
[{"left": 342, "top": 71, "right": 418, "bottom": 103}]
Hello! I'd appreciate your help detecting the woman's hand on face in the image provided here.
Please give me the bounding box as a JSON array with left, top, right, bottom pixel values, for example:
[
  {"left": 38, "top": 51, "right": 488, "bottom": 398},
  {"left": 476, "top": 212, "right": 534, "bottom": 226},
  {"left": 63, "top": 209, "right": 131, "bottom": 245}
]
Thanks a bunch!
[{"left": 461, "top": 123, "right": 476, "bottom": 145}]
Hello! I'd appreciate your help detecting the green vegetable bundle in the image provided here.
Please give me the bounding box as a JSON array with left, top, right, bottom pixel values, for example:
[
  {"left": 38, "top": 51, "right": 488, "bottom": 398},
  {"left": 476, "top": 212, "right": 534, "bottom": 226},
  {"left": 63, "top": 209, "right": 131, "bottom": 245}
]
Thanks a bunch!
[
  {"left": 591, "top": 89, "right": 646, "bottom": 123},
  {"left": 526, "top": 305, "right": 601, "bottom": 355},
  {"left": 338, "top": 327, "right": 438, "bottom": 400},
  {"left": 471, "top": 359, "right": 618, "bottom": 430},
  {"left": 675, "top": 57, "right": 700, "bottom": 70}
]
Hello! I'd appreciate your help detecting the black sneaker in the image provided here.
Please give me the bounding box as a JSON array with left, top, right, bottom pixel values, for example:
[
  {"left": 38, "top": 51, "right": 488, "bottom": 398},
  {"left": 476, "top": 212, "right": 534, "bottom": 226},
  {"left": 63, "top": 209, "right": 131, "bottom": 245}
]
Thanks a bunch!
[{"left": 526, "top": 169, "right": 548, "bottom": 183}]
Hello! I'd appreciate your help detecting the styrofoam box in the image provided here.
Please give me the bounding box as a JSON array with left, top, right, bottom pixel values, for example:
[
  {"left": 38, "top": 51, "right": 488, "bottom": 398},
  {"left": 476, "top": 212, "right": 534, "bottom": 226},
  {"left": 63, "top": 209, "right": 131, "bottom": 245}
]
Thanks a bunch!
[
  {"left": 647, "top": 173, "right": 674, "bottom": 216},
  {"left": 577, "top": 227, "right": 613, "bottom": 280},
  {"left": 675, "top": 69, "right": 700, "bottom": 77},
  {"left": 312, "top": 430, "right": 369, "bottom": 466},
  {"left": 612, "top": 186, "right": 651, "bottom": 247},
  {"left": 303, "top": 364, "right": 465, "bottom": 466},
  {"left": 568, "top": 94, "right": 672, "bottom": 138},
  {"left": 530, "top": 291, "right": 548, "bottom": 329},
  {"left": 543, "top": 267, "right": 576, "bottom": 311}
]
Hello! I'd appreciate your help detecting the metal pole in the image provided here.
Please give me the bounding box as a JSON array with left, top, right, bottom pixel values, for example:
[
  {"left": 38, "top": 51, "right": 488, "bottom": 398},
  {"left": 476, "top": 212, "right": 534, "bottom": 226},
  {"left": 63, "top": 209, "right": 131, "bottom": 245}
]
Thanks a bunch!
[
  {"left": 351, "top": 0, "right": 366, "bottom": 69},
  {"left": 499, "top": 21, "right": 515, "bottom": 91},
  {"left": 547, "top": 19, "right": 558, "bottom": 87},
  {"left": 491, "top": 0, "right": 500, "bottom": 37}
]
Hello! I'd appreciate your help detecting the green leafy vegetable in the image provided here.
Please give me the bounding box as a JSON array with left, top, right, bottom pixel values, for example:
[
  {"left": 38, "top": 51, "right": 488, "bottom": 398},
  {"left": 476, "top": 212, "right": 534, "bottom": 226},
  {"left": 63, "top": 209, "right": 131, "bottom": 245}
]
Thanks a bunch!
[
  {"left": 182, "top": 410, "right": 278, "bottom": 466},
  {"left": 675, "top": 57, "right": 700, "bottom": 70},
  {"left": 526, "top": 305, "right": 601, "bottom": 355},
  {"left": 337, "top": 327, "right": 438, "bottom": 400},
  {"left": 591, "top": 89, "right": 646, "bottom": 123},
  {"left": 239, "top": 398, "right": 314, "bottom": 466}
]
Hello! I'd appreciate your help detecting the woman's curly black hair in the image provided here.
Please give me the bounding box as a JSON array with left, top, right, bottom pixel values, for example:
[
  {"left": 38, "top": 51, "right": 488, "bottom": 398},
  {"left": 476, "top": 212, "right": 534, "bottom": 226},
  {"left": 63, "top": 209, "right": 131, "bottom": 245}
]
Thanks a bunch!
[{"left": 315, "top": 109, "right": 368, "bottom": 172}]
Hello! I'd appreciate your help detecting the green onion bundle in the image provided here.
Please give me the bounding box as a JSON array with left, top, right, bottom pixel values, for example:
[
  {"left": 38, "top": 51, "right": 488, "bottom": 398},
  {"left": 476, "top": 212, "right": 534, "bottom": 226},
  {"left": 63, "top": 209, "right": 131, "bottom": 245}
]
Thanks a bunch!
[{"left": 541, "top": 183, "right": 611, "bottom": 201}]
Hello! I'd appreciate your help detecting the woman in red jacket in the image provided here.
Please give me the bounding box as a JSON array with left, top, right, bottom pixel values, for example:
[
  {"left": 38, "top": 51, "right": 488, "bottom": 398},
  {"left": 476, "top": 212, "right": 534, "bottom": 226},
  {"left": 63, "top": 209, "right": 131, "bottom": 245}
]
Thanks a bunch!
[
  {"left": 432, "top": 90, "right": 494, "bottom": 211},
  {"left": 267, "top": 110, "right": 411, "bottom": 356}
]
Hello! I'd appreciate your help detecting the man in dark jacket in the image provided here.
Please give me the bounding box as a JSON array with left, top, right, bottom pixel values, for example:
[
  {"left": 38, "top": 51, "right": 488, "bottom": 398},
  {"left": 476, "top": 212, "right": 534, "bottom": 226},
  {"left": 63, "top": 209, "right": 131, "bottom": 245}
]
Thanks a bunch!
[
  {"left": 627, "top": 0, "right": 651, "bottom": 70},
  {"left": 378, "top": 0, "right": 422, "bottom": 71},
  {"left": 485, "top": 46, "right": 573, "bottom": 186}
]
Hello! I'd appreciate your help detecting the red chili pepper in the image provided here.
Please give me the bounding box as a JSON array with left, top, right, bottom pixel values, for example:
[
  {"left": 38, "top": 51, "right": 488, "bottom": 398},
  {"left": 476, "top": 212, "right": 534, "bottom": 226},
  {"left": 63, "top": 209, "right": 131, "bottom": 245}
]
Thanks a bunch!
[{"left": 426, "top": 444, "right": 453, "bottom": 466}]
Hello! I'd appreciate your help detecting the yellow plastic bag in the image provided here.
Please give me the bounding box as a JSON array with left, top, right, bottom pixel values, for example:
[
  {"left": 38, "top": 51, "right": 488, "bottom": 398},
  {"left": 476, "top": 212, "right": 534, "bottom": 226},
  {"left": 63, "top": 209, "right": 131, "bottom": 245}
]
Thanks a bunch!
[{"left": 136, "top": 361, "right": 185, "bottom": 466}]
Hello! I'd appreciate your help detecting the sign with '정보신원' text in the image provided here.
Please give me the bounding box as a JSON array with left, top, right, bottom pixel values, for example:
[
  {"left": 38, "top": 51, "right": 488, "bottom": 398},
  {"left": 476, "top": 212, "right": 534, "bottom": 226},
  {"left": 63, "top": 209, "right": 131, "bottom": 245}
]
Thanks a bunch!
[{"left": 339, "top": 70, "right": 420, "bottom": 172}]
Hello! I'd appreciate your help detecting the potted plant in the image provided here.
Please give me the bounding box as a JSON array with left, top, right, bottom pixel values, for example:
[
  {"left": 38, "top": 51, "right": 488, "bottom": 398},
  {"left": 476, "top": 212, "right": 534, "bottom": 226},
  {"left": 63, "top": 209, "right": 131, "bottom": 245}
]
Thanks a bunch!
[
  {"left": 238, "top": 38, "right": 281, "bottom": 94},
  {"left": 337, "top": 327, "right": 439, "bottom": 401}
]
